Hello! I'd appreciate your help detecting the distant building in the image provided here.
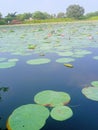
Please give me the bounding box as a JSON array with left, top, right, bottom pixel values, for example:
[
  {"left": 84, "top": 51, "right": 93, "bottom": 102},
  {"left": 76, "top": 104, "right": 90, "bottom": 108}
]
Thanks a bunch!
[{"left": 10, "top": 20, "right": 22, "bottom": 24}]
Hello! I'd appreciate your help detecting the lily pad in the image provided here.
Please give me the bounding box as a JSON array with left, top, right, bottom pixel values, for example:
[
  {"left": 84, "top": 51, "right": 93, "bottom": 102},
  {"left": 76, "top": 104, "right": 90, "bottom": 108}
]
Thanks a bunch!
[
  {"left": 34, "top": 90, "right": 71, "bottom": 107},
  {"left": 7, "top": 104, "right": 49, "bottom": 130},
  {"left": 50, "top": 106, "right": 73, "bottom": 121},
  {"left": 0, "top": 61, "right": 16, "bottom": 69},
  {"left": 26, "top": 58, "right": 51, "bottom": 65},
  {"left": 91, "top": 81, "right": 98, "bottom": 87},
  {"left": 93, "top": 56, "right": 98, "bottom": 60},
  {"left": 82, "top": 87, "right": 98, "bottom": 101},
  {"left": 56, "top": 58, "right": 75, "bottom": 63},
  {"left": 8, "top": 58, "right": 19, "bottom": 62},
  {"left": 0, "top": 58, "right": 7, "bottom": 62}
]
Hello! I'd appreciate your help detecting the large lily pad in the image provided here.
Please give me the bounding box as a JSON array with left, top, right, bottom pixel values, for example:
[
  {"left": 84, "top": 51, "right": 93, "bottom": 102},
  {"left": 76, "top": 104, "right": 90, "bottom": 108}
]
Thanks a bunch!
[
  {"left": 50, "top": 106, "right": 73, "bottom": 121},
  {"left": 26, "top": 58, "right": 51, "bottom": 65},
  {"left": 34, "top": 90, "right": 71, "bottom": 107},
  {"left": 7, "top": 104, "right": 49, "bottom": 130},
  {"left": 82, "top": 87, "right": 98, "bottom": 101}
]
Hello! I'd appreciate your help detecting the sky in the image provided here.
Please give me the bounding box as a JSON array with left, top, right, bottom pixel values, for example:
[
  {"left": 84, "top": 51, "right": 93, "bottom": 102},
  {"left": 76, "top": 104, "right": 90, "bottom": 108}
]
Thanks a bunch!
[{"left": 0, "top": 0, "right": 98, "bottom": 17}]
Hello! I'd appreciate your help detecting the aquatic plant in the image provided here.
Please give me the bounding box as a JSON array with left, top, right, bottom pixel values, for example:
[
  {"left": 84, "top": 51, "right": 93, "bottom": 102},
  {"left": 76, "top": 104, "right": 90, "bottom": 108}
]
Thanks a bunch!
[
  {"left": 7, "top": 104, "right": 49, "bottom": 130},
  {"left": 26, "top": 58, "right": 51, "bottom": 65},
  {"left": 50, "top": 106, "right": 73, "bottom": 121},
  {"left": 34, "top": 90, "right": 71, "bottom": 107},
  {"left": 56, "top": 58, "right": 75, "bottom": 63},
  {"left": 82, "top": 86, "right": 98, "bottom": 101},
  {"left": 93, "top": 56, "right": 98, "bottom": 60},
  {"left": 6, "top": 90, "right": 73, "bottom": 130},
  {"left": 91, "top": 81, "right": 98, "bottom": 87}
]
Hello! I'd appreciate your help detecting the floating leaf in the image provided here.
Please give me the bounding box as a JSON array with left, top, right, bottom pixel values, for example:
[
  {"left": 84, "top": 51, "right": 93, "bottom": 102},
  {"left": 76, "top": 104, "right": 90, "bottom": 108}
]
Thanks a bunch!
[
  {"left": 0, "top": 61, "right": 16, "bottom": 69},
  {"left": 28, "top": 44, "right": 37, "bottom": 49},
  {"left": 8, "top": 59, "right": 19, "bottom": 62},
  {"left": 57, "top": 51, "right": 73, "bottom": 56},
  {"left": 56, "top": 58, "right": 75, "bottom": 63},
  {"left": 34, "top": 90, "right": 71, "bottom": 107},
  {"left": 0, "top": 58, "right": 7, "bottom": 62},
  {"left": 91, "top": 81, "right": 98, "bottom": 87},
  {"left": 82, "top": 87, "right": 98, "bottom": 101},
  {"left": 26, "top": 58, "right": 51, "bottom": 65},
  {"left": 7, "top": 104, "right": 49, "bottom": 130},
  {"left": 93, "top": 56, "right": 98, "bottom": 60},
  {"left": 50, "top": 106, "right": 73, "bottom": 121},
  {"left": 64, "top": 63, "right": 73, "bottom": 68}
]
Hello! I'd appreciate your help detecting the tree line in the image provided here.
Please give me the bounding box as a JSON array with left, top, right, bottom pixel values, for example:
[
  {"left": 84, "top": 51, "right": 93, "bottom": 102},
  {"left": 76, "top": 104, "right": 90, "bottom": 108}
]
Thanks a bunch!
[{"left": 0, "top": 4, "right": 98, "bottom": 25}]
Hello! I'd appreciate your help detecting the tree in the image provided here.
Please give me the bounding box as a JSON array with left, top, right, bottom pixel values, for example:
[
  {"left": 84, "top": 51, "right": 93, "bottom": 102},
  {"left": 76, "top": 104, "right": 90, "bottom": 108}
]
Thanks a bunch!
[
  {"left": 0, "top": 12, "right": 2, "bottom": 19},
  {"left": 85, "top": 11, "right": 98, "bottom": 18},
  {"left": 57, "top": 12, "right": 65, "bottom": 18},
  {"left": 5, "top": 12, "right": 17, "bottom": 21},
  {"left": 16, "top": 13, "right": 32, "bottom": 21},
  {"left": 66, "top": 4, "right": 85, "bottom": 19},
  {"left": 32, "top": 11, "right": 51, "bottom": 20}
]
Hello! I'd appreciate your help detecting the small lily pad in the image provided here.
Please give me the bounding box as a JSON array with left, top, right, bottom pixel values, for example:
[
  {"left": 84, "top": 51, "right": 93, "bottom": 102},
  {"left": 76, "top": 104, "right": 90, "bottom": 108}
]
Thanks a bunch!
[
  {"left": 82, "top": 87, "right": 98, "bottom": 101},
  {"left": 8, "top": 58, "right": 19, "bottom": 62},
  {"left": 34, "top": 90, "right": 71, "bottom": 107},
  {"left": 91, "top": 81, "right": 98, "bottom": 87},
  {"left": 93, "top": 56, "right": 98, "bottom": 60},
  {"left": 26, "top": 58, "right": 51, "bottom": 65},
  {"left": 7, "top": 104, "right": 49, "bottom": 130},
  {"left": 56, "top": 58, "right": 75, "bottom": 63},
  {"left": 50, "top": 106, "right": 73, "bottom": 121}
]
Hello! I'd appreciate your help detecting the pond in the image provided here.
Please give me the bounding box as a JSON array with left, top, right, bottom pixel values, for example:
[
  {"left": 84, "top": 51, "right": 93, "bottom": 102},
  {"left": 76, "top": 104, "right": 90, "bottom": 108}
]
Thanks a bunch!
[{"left": 0, "top": 21, "right": 98, "bottom": 130}]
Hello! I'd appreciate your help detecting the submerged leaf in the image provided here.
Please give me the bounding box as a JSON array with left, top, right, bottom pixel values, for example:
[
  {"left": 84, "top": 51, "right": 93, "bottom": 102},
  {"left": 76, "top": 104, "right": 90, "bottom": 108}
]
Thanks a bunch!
[
  {"left": 50, "top": 106, "right": 73, "bottom": 121},
  {"left": 7, "top": 104, "right": 49, "bottom": 130},
  {"left": 34, "top": 90, "right": 71, "bottom": 107}
]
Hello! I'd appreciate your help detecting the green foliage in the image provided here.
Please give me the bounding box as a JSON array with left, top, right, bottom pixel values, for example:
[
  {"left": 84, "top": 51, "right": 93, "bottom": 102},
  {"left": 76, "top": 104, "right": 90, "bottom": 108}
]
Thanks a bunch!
[
  {"left": 66, "top": 4, "right": 85, "bottom": 19},
  {"left": 16, "top": 13, "right": 32, "bottom": 21},
  {"left": 0, "top": 19, "right": 6, "bottom": 25},
  {"left": 32, "top": 11, "right": 51, "bottom": 20},
  {"left": 0, "top": 12, "right": 2, "bottom": 19},
  {"left": 85, "top": 11, "right": 98, "bottom": 18},
  {"left": 57, "top": 12, "right": 65, "bottom": 18}
]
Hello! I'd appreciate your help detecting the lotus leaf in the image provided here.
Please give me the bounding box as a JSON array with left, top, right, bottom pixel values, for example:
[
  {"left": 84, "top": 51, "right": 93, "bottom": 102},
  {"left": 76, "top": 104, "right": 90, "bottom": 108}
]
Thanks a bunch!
[
  {"left": 91, "top": 81, "right": 98, "bottom": 87},
  {"left": 82, "top": 87, "right": 98, "bottom": 101},
  {"left": 56, "top": 58, "right": 75, "bottom": 63},
  {"left": 34, "top": 90, "right": 71, "bottom": 107},
  {"left": 93, "top": 56, "right": 98, "bottom": 60},
  {"left": 0, "top": 61, "right": 16, "bottom": 69},
  {"left": 8, "top": 59, "right": 19, "bottom": 62},
  {"left": 7, "top": 104, "right": 49, "bottom": 130},
  {"left": 50, "top": 106, "right": 73, "bottom": 121},
  {"left": 57, "top": 51, "right": 73, "bottom": 56},
  {"left": 28, "top": 44, "right": 37, "bottom": 49},
  {"left": 26, "top": 58, "right": 51, "bottom": 65},
  {"left": 0, "top": 58, "right": 7, "bottom": 62}
]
